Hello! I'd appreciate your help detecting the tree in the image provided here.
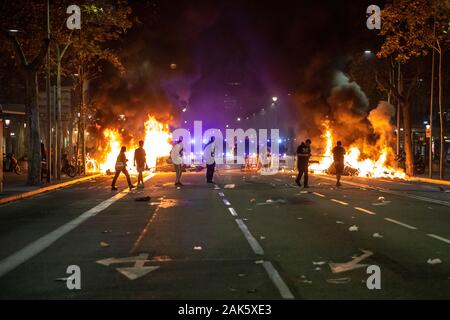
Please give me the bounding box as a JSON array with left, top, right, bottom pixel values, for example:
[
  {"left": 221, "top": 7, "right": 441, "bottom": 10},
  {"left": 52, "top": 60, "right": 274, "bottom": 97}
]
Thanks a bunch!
[
  {"left": 1, "top": 0, "right": 50, "bottom": 185},
  {"left": 377, "top": 0, "right": 450, "bottom": 178}
]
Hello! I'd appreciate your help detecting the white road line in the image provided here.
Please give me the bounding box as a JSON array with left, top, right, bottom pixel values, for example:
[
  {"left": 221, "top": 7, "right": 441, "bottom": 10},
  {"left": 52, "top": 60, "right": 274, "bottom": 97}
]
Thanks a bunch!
[
  {"left": 262, "top": 261, "right": 295, "bottom": 299},
  {"left": 218, "top": 192, "right": 225, "bottom": 197},
  {"left": 354, "top": 207, "right": 376, "bottom": 215},
  {"left": 223, "top": 199, "right": 231, "bottom": 206},
  {"left": 0, "top": 174, "right": 155, "bottom": 278},
  {"left": 331, "top": 199, "right": 349, "bottom": 206},
  {"left": 235, "top": 219, "right": 264, "bottom": 255},
  {"left": 228, "top": 208, "right": 238, "bottom": 217},
  {"left": 312, "top": 192, "right": 326, "bottom": 198},
  {"left": 384, "top": 218, "right": 417, "bottom": 230},
  {"left": 427, "top": 234, "right": 450, "bottom": 244}
]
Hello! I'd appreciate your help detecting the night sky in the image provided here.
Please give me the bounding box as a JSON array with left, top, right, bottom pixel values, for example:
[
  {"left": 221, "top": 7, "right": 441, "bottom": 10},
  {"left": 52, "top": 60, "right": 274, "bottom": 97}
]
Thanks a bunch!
[{"left": 92, "top": 0, "right": 384, "bottom": 136}]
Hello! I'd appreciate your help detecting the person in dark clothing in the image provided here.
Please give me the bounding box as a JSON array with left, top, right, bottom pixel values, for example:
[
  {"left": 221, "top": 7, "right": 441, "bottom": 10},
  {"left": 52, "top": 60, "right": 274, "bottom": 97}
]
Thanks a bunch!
[
  {"left": 111, "top": 146, "right": 135, "bottom": 191},
  {"left": 296, "top": 139, "right": 311, "bottom": 187},
  {"left": 134, "top": 140, "right": 147, "bottom": 188},
  {"left": 204, "top": 136, "right": 216, "bottom": 183},
  {"left": 332, "top": 141, "right": 346, "bottom": 187}
]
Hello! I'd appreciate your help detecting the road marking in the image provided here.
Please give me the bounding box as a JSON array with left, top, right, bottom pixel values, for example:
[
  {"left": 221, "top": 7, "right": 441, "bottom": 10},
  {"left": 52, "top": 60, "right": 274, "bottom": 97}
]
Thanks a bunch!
[
  {"left": 331, "top": 199, "right": 349, "bottom": 206},
  {"left": 354, "top": 207, "right": 376, "bottom": 215},
  {"left": 262, "top": 261, "right": 295, "bottom": 299},
  {"left": 218, "top": 192, "right": 225, "bottom": 197},
  {"left": 427, "top": 234, "right": 450, "bottom": 244},
  {"left": 98, "top": 253, "right": 159, "bottom": 280},
  {"left": 312, "top": 192, "right": 326, "bottom": 198},
  {"left": 314, "top": 174, "right": 450, "bottom": 207},
  {"left": 235, "top": 219, "right": 264, "bottom": 255},
  {"left": 329, "top": 249, "right": 373, "bottom": 273},
  {"left": 228, "top": 208, "right": 238, "bottom": 217},
  {"left": 223, "top": 199, "right": 231, "bottom": 206},
  {"left": 0, "top": 173, "right": 156, "bottom": 278},
  {"left": 384, "top": 218, "right": 417, "bottom": 230}
]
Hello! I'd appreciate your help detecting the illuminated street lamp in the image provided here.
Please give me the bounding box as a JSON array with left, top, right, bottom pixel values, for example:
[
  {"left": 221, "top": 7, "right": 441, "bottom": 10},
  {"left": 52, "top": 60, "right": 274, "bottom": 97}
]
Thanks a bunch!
[{"left": 272, "top": 96, "right": 278, "bottom": 102}]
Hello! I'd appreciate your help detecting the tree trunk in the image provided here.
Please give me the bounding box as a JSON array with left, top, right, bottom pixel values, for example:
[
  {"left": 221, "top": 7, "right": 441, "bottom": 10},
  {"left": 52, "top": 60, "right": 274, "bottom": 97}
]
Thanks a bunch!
[
  {"left": 25, "top": 70, "right": 42, "bottom": 185},
  {"left": 56, "top": 58, "right": 62, "bottom": 179},
  {"left": 402, "top": 102, "right": 414, "bottom": 176},
  {"left": 438, "top": 49, "right": 444, "bottom": 179}
]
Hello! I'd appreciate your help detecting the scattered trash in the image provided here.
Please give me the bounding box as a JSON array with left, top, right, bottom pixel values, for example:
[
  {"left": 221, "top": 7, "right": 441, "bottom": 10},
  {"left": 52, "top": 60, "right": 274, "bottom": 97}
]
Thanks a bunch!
[
  {"left": 229, "top": 287, "right": 237, "bottom": 292},
  {"left": 372, "top": 196, "right": 391, "bottom": 206},
  {"left": 427, "top": 258, "right": 442, "bottom": 265},
  {"left": 254, "top": 260, "right": 264, "bottom": 264},
  {"left": 247, "top": 289, "right": 257, "bottom": 293},
  {"left": 238, "top": 273, "right": 247, "bottom": 277},
  {"left": 329, "top": 249, "right": 373, "bottom": 273},
  {"left": 327, "top": 277, "right": 351, "bottom": 284},
  {"left": 102, "top": 230, "right": 112, "bottom": 234},
  {"left": 257, "top": 198, "right": 287, "bottom": 206},
  {"left": 224, "top": 184, "right": 235, "bottom": 189},
  {"left": 297, "top": 217, "right": 303, "bottom": 220},
  {"left": 100, "top": 242, "right": 110, "bottom": 247},
  {"left": 313, "top": 261, "right": 326, "bottom": 266},
  {"left": 299, "top": 279, "right": 312, "bottom": 284},
  {"left": 152, "top": 255, "right": 172, "bottom": 261},
  {"left": 373, "top": 233, "right": 383, "bottom": 238},
  {"left": 243, "top": 218, "right": 249, "bottom": 221},
  {"left": 260, "top": 236, "right": 266, "bottom": 240},
  {"left": 315, "top": 267, "right": 322, "bottom": 271},
  {"left": 176, "top": 187, "right": 181, "bottom": 190},
  {"left": 336, "top": 221, "right": 344, "bottom": 224},
  {"left": 193, "top": 246, "right": 203, "bottom": 251},
  {"left": 427, "top": 207, "right": 433, "bottom": 210},
  {"left": 247, "top": 208, "right": 253, "bottom": 211},
  {"left": 250, "top": 198, "right": 256, "bottom": 203},
  {"left": 298, "top": 191, "right": 308, "bottom": 194},
  {"left": 135, "top": 196, "right": 151, "bottom": 202},
  {"left": 348, "top": 225, "right": 359, "bottom": 232}
]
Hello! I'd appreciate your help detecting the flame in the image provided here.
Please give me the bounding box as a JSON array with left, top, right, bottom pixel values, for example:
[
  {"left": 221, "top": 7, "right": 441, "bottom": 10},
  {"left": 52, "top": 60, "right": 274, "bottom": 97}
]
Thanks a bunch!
[
  {"left": 309, "top": 121, "right": 406, "bottom": 179},
  {"left": 90, "top": 116, "right": 172, "bottom": 174}
]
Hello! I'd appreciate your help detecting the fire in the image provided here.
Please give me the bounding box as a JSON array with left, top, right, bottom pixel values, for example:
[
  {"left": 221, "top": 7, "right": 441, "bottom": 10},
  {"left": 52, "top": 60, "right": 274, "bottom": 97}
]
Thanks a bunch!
[
  {"left": 91, "top": 115, "right": 172, "bottom": 174},
  {"left": 310, "top": 121, "right": 406, "bottom": 179}
]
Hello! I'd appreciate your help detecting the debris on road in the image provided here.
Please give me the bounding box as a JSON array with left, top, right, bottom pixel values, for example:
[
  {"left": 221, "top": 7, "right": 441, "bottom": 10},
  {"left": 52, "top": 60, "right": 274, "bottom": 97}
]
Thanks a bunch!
[
  {"left": 348, "top": 225, "right": 359, "bottom": 232},
  {"left": 256, "top": 198, "right": 287, "bottom": 206},
  {"left": 313, "top": 261, "right": 326, "bottom": 266},
  {"left": 254, "top": 260, "right": 264, "bottom": 264},
  {"left": 228, "top": 287, "right": 237, "bottom": 292},
  {"left": 102, "top": 230, "right": 112, "bottom": 234},
  {"left": 372, "top": 196, "right": 391, "bottom": 206},
  {"left": 329, "top": 249, "right": 373, "bottom": 273},
  {"left": 373, "top": 233, "right": 383, "bottom": 238},
  {"left": 250, "top": 198, "right": 256, "bottom": 203},
  {"left": 297, "top": 217, "right": 303, "bottom": 220},
  {"left": 260, "top": 236, "right": 266, "bottom": 240},
  {"left": 327, "top": 277, "right": 351, "bottom": 284},
  {"left": 134, "top": 196, "right": 151, "bottom": 202},
  {"left": 315, "top": 267, "right": 322, "bottom": 271},
  {"left": 427, "top": 258, "right": 443, "bottom": 265},
  {"left": 100, "top": 241, "right": 110, "bottom": 247},
  {"left": 224, "top": 184, "right": 236, "bottom": 189},
  {"left": 193, "top": 246, "right": 203, "bottom": 251},
  {"left": 336, "top": 221, "right": 344, "bottom": 224},
  {"left": 238, "top": 273, "right": 247, "bottom": 277}
]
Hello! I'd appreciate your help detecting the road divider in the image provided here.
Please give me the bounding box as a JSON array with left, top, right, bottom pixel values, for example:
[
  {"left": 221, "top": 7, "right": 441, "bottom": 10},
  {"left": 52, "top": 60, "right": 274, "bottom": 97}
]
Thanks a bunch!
[{"left": 235, "top": 219, "right": 264, "bottom": 255}]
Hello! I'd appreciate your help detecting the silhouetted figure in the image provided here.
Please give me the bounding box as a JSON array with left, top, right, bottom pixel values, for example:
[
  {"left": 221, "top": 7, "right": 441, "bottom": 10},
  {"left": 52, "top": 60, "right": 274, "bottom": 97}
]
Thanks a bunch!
[
  {"left": 170, "top": 137, "right": 184, "bottom": 186},
  {"left": 332, "top": 141, "right": 346, "bottom": 187},
  {"left": 111, "top": 146, "right": 135, "bottom": 191},
  {"left": 134, "top": 140, "right": 147, "bottom": 188},
  {"left": 204, "top": 136, "right": 216, "bottom": 183},
  {"left": 296, "top": 139, "right": 311, "bottom": 188}
]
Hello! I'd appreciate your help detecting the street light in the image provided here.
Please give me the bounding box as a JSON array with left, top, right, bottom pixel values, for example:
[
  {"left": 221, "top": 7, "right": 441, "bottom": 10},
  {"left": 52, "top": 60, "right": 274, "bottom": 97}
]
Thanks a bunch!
[{"left": 272, "top": 96, "right": 278, "bottom": 102}]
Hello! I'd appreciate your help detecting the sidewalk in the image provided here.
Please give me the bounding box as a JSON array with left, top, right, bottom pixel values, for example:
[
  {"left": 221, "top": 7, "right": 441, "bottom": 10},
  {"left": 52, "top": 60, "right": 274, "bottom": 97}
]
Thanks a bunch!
[{"left": 0, "top": 172, "right": 103, "bottom": 205}]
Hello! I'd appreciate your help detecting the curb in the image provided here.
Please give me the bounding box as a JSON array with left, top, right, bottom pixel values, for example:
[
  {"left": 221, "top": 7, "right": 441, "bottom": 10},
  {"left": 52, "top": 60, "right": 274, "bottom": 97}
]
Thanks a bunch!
[
  {"left": 0, "top": 173, "right": 103, "bottom": 206},
  {"left": 408, "top": 177, "right": 450, "bottom": 187}
]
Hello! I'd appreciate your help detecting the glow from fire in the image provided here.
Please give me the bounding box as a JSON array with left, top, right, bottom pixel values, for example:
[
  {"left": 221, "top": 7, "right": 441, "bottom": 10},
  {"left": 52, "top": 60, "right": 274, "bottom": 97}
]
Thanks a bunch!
[
  {"left": 92, "top": 116, "right": 172, "bottom": 173},
  {"left": 309, "top": 121, "right": 406, "bottom": 179}
]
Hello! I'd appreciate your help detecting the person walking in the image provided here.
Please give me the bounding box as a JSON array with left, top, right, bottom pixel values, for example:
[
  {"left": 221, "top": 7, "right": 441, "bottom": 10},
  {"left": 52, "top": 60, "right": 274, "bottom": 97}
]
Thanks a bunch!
[
  {"left": 204, "top": 136, "right": 216, "bottom": 183},
  {"left": 170, "top": 137, "right": 184, "bottom": 186},
  {"left": 111, "top": 146, "right": 135, "bottom": 191},
  {"left": 332, "top": 141, "right": 346, "bottom": 187},
  {"left": 295, "top": 139, "right": 311, "bottom": 188},
  {"left": 134, "top": 140, "right": 147, "bottom": 188}
]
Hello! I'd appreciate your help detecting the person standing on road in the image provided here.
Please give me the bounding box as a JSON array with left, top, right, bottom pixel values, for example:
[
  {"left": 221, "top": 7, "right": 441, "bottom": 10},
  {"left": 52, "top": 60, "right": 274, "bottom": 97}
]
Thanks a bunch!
[
  {"left": 295, "top": 139, "right": 311, "bottom": 188},
  {"left": 204, "top": 136, "right": 216, "bottom": 183},
  {"left": 332, "top": 141, "right": 346, "bottom": 187},
  {"left": 134, "top": 140, "right": 147, "bottom": 188},
  {"left": 170, "top": 137, "right": 184, "bottom": 186},
  {"left": 111, "top": 146, "right": 135, "bottom": 191}
]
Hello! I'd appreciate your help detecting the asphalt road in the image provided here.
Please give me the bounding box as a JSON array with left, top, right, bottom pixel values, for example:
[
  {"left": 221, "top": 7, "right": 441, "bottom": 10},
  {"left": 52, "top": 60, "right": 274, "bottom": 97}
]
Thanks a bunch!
[{"left": 0, "top": 168, "right": 449, "bottom": 299}]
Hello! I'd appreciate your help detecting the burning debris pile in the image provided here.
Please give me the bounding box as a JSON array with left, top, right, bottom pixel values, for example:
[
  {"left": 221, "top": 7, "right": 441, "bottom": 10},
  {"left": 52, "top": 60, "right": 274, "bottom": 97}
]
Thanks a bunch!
[
  {"left": 308, "top": 73, "right": 406, "bottom": 179},
  {"left": 88, "top": 116, "right": 173, "bottom": 174}
]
